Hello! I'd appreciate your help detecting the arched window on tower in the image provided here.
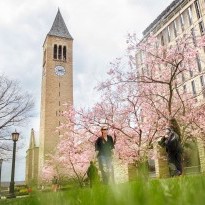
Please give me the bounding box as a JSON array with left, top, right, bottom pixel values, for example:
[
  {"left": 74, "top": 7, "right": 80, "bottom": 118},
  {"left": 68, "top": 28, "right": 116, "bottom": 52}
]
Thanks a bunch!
[
  {"left": 63, "top": 46, "right": 67, "bottom": 61},
  {"left": 53, "top": 44, "right": 57, "bottom": 59},
  {"left": 58, "top": 45, "right": 62, "bottom": 60}
]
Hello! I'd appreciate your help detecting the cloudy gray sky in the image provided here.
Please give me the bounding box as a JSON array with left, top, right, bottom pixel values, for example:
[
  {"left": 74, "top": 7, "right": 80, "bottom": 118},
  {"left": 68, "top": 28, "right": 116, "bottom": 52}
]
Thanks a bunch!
[{"left": 0, "top": 0, "right": 173, "bottom": 181}]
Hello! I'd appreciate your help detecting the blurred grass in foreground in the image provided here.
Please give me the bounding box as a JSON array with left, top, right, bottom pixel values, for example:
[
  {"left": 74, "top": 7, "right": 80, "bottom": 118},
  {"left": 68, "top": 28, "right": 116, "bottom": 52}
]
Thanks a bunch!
[{"left": 1, "top": 175, "right": 205, "bottom": 205}]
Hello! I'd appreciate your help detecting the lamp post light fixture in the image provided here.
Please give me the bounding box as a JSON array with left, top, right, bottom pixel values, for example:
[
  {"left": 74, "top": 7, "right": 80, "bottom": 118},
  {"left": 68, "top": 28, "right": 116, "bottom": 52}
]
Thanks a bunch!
[
  {"left": 8, "top": 131, "right": 19, "bottom": 199},
  {"left": 0, "top": 158, "right": 3, "bottom": 199}
]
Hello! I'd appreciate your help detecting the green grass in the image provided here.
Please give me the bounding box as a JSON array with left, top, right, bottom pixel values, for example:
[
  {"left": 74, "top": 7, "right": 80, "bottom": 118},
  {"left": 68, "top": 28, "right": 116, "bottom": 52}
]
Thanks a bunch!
[{"left": 1, "top": 175, "right": 205, "bottom": 205}]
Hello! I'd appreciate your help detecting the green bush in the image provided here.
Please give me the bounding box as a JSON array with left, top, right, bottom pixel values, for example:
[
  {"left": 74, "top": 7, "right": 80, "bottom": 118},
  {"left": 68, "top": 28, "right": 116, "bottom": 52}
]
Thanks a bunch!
[{"left": 17, "top": 188, "right": 29, "bottom": 196}]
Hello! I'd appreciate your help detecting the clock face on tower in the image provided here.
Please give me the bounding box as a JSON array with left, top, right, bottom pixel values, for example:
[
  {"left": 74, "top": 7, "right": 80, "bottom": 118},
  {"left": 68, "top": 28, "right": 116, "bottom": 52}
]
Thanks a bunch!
[{"left": 55, "top": 65, "right": 66, "bottom": 76}]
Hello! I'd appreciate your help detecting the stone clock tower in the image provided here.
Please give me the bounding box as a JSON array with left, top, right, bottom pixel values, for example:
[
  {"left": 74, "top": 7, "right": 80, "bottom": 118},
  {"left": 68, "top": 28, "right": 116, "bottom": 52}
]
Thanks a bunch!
[{"left": 38, "top": 9, "right": 73, "bottom": 174}]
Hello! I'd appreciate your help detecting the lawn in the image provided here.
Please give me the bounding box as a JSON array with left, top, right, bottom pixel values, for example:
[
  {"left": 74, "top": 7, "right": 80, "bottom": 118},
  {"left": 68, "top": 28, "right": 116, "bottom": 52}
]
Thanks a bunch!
[{"left": 1, "top": 175, "right": 205, "bottom": 205}]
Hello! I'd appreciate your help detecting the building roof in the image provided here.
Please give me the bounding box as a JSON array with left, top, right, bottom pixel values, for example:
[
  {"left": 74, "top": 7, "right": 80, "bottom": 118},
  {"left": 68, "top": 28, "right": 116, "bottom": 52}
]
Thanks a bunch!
[
  {"left": 1, "top": 181, "right": 25, "bottom": 187},
  {"left": 48, "top": 9, "right": 73, "bottom": 39},
  {"left": 142, "top": 0, "right": 185, "bottom": 36}
]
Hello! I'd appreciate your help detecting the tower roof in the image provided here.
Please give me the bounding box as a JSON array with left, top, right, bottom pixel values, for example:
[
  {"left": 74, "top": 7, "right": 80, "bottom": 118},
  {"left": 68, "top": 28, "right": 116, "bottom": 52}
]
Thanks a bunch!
[{"left": 48, "top": 9, "right": 73, "bottom": 39}]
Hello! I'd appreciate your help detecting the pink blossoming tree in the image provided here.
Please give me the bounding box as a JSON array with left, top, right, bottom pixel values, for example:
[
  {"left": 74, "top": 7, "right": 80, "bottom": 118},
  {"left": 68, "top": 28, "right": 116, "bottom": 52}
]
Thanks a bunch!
[
  {"left": 99, "top": 32, "right": 205, "bottom": 144},
  {"left": 41, "top": 32, "right": 205, "bottom": 183}
]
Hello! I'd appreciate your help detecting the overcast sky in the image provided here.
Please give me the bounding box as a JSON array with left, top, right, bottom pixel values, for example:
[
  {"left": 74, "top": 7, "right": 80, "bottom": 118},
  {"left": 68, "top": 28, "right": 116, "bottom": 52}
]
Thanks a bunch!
[{"left": 0, "top": 0, "right": 173, "bottom": 181}]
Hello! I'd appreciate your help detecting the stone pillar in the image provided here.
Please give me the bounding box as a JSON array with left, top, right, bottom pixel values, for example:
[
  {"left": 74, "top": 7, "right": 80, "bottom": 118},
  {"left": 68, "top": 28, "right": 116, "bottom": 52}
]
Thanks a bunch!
[
  {"left": 113, "top": 158, "right": 129, "bottom": 183},
  {"left": 154, "top": 144, "right": 169, "bottom": 178},
  {"left": 197, "top": 137, "right": 205, "bottom": 173}
]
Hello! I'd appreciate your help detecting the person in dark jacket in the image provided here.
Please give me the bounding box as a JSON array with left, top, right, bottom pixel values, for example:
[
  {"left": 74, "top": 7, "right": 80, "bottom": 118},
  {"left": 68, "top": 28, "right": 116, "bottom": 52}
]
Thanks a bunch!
[
  {"left": 159, "top": 127, "right": 183, "bottom": 177},
  {"left": 51, "top": 176, "right": 58, "bottom": 192},
  {"left": 95, "top": 126, "right": 116, "bottom": 184},
  {"left": 87, "top": 161, "right": 99, "bottom": 187}
]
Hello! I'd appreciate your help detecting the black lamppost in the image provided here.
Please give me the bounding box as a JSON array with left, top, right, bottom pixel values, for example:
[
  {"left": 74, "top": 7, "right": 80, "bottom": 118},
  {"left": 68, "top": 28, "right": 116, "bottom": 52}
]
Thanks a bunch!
[
  {"left": 8, "top": 131, "right": 19, "bottom": 199},
  {"left": 0, "top": 158, "right": 3, "bottom": 199}
]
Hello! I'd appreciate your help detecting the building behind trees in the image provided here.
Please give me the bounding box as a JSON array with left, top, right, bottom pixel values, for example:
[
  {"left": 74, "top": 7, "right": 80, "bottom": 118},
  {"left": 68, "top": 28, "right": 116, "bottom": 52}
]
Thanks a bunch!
[{"left": 136, "top": 0, "right": 205, "bottom": 177}]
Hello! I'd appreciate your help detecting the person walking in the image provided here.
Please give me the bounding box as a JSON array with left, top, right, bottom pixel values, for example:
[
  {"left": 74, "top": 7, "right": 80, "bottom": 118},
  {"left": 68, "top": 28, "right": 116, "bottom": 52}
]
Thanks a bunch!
[
  {"left": 159, "top": 127, "right": 183, "bottom": 177},
  {"left": 87, "top": 161, "right": 100, "bottom": 187},
  {"left": 95, "top": 126, "right": 116, "bottom": 184},
  {"left": 51, "top": 176, "right": 58, "bottom": 192}
]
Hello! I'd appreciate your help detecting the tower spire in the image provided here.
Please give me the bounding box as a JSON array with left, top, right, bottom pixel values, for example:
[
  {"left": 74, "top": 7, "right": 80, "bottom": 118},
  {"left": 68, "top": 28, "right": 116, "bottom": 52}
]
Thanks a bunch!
[
  {"left": 29, "top": 128, "right": 36, "bottom": 149},
  {"left": 48, "top": 9, "right": 73, "bottom": 39}
]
